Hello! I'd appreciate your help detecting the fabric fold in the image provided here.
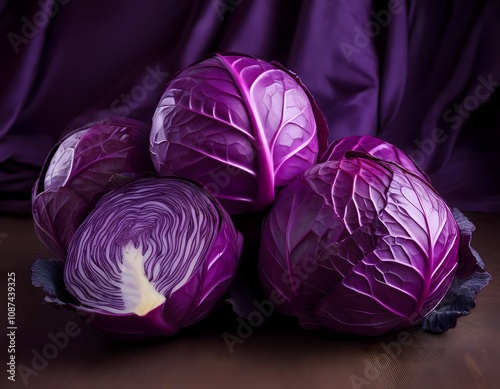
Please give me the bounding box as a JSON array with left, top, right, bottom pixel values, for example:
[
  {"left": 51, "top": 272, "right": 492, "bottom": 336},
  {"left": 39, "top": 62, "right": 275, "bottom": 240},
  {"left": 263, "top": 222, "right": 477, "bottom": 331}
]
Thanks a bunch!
[{"left": 0, "top": 0, "right": 499, "bottom": 214}]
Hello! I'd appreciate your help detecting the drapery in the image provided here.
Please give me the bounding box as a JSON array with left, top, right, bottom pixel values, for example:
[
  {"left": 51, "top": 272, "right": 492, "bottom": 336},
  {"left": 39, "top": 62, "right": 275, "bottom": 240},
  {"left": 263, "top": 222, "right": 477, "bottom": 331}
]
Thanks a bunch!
[{"left": 1, "top": 0, "right": 499, "bottom": 214}]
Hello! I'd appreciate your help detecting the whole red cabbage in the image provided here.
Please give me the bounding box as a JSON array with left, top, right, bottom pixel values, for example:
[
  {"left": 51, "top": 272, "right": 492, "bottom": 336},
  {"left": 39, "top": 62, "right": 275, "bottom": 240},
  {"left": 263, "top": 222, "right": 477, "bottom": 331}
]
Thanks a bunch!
[
  {"left": 258, "top": 152, "right": 489, "bottom": 336},
  {"left": 150, "top": 53, "right": 329, "bottom": 214},
  {"left": 32, "top": 117, "right": 153, "bottom": 259}
]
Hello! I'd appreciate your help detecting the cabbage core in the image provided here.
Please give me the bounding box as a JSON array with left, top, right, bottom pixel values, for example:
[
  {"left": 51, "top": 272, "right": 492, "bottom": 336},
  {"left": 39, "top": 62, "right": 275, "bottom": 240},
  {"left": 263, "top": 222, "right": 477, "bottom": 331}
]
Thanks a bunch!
[{"left": 64, "top": 178, "right": 220, "bottom": 316}]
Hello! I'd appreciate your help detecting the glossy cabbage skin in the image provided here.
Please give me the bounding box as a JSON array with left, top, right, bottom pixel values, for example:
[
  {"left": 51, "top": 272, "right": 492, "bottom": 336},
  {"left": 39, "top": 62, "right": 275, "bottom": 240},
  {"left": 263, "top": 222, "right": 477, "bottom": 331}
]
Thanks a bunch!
[
  {"left": 321, "top": 135, "right": 430, "bottom": 182},
  {"left": 258, "top": 154, "right": 461, "bottom": 336},
  {"left": 32, "top": 117, "right": 153, "bottom": 259},
  {"left": 32, "top": 177, "right": 243, "bottom": 340},
  {"left": 150, "top": 53, "right": 329, "bottom": 214}
]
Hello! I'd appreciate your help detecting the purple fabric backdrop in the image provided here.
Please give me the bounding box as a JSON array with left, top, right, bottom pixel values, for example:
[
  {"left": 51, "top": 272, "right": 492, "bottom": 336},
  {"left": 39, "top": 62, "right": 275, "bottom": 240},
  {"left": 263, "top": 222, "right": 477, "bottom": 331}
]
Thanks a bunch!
[{"left": 1, "top": 0, "right": 499, "bottom": 214}]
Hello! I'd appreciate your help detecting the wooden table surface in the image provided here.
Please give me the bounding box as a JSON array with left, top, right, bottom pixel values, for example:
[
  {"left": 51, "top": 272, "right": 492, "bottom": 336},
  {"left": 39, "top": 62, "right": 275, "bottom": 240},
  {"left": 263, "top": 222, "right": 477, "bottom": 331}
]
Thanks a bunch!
[{"left": 1, "top": 212, "right": 499, "bottom": 389}]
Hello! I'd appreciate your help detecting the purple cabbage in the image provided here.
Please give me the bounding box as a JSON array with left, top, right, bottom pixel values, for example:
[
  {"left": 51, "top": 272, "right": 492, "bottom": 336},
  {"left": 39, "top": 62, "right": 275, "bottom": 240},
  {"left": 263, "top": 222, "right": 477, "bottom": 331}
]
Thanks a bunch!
[
  {"left": 32, "top": 177, "right": 243, "bottom": 340},
  {"left": 321, "top": 135, "right": 429, "bottom": 182},
  {"left": 150, "top": 53, "right": 329, "bottom": 214},
  {"left": 258, "top": 152, "right": 489, "bottom": 336},
  {"left": 421, "top": 208, "right": 491, "bottom": 332},
  {"left": 32, "top": 117, "right": 154, "bottom": 259}
]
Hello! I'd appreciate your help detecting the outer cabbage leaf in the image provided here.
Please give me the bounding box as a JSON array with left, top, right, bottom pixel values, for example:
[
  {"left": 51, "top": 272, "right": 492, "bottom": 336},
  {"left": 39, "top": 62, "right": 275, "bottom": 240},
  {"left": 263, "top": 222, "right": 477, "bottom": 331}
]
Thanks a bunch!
[
  {"left": 259, "top": 154, "right": 468, "bottom": 336},
  {"left": 32, "top": 177, "right": 243, "bottom": 340},
  {"left": 32, "top": 117, "right": 153, "bottom": 259},
  {"left": 321, "top": 135, "right": 429, "bottom": 182},
  {"left": 421, "top": 208, "right": 491, "bottom": 332},
  {"left": 150, "top": 53, "right": 329, "bottom": 214}
]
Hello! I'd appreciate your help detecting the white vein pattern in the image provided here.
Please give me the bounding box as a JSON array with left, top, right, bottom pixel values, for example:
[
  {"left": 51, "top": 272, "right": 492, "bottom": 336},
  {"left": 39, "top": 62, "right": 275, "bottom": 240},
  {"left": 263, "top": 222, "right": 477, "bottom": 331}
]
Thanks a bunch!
[{"left": 64, "top": 178, "right": 220, "bottom": 315}]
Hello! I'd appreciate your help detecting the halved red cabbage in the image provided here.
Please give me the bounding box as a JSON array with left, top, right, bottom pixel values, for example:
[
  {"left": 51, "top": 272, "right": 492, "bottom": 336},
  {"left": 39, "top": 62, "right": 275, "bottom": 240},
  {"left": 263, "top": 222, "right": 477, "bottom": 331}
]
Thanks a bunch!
[
  {"left": 32, "top": 177, "right": 243, "bottom": 340},
  {"left": 32, "top": 117, "right": 153, "bottom": 259},
  {"left": 150, "top": 53, "right": 329, "bottom": 214}
]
